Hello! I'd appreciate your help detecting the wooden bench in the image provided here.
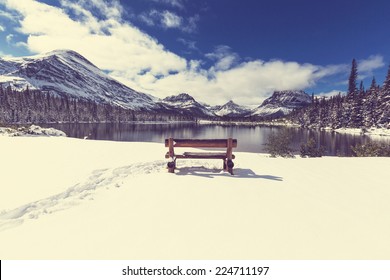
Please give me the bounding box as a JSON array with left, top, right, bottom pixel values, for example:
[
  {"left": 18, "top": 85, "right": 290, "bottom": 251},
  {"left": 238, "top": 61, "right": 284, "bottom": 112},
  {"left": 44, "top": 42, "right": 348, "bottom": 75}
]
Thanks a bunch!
[{"left": 164, "top": 138, "right": 238, "bottom": 175}]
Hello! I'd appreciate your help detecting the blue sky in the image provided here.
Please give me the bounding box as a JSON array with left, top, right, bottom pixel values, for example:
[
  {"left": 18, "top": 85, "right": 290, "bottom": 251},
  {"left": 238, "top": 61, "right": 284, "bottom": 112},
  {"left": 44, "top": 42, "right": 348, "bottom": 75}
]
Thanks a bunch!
[{"left": 0, "top": 0, "right": 389, "bottom": 105}]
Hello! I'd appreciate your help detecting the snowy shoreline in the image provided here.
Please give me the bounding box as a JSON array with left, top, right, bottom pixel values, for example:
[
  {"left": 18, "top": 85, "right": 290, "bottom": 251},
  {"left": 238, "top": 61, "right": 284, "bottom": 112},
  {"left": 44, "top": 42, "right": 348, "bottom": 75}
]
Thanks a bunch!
[
  {"left": 0, "top": 136, "right": 389, "bottom": 259},
  {"left": 198, "top": 120, "right": 390, "bottom": 137},
  {"left": 0, "top": 124, "right": 66, "bottom": 137},
  {"left": 333, "top": 127, "right": 390, "bottom": 137}
]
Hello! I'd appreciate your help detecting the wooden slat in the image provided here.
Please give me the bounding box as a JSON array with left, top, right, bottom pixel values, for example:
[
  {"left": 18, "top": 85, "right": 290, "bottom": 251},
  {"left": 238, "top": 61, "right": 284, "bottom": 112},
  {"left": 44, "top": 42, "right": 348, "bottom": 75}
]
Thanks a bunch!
[
  {"left": 164, "top": 138, "right": 237, "bottom": 148},
  {"left": 176, "top": 152, "right": 235, "bottom": 159}
]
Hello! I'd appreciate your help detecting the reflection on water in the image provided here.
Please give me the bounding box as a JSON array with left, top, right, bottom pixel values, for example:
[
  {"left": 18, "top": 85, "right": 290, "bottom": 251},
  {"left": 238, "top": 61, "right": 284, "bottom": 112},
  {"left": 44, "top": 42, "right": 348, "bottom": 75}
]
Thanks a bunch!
[{"left": 43, "top": 122, "right": 390, "bottom": 156}]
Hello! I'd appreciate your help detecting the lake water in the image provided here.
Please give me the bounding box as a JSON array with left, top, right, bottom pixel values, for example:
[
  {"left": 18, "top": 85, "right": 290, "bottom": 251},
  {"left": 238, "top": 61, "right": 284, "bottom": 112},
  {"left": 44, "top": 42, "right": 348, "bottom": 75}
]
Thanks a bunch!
[{"left": 42, "top": 122, "right": 390, "bottom": 156}]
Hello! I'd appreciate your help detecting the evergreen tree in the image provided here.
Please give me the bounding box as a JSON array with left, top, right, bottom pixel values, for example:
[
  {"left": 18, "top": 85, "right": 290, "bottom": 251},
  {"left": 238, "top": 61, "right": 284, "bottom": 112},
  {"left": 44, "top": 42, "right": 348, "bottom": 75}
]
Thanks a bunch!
[
  {"left": 348, "top": 59, "right": 358, "bottom": 95},
  {"left": 287, "top": 64, "right": 390, "bottom": 129},
  {"left": 363, "top": 77, "right": 380, "bottom": 127},
  {"left": 382, "top": 65, "right": 390, "bottom": 94},
  {"left": 359, "top": 80, "right": 365, "bottom": 95},
  {"left": 369, "top": 77, "right": 377, "bottom": 90},
  {"left": 378, "top": 65, "right": 390, "bottom": 127}
]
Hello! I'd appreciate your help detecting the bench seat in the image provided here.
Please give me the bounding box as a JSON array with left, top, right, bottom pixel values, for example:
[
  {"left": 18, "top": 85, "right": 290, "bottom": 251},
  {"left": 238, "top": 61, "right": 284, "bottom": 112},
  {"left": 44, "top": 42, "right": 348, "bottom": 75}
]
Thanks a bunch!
[{"left": 165, "top": 152, "right": 236, "bottom": 159}]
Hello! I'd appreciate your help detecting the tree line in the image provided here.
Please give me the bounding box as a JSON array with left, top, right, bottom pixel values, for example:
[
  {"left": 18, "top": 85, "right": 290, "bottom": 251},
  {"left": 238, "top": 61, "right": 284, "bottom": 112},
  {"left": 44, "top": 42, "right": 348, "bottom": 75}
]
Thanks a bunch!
[
  {"left": 288, "top": 61, "right": 390, "bottom": 129},
  {"left": 0, "top": 86, "right": 193, "bottom": 124}
]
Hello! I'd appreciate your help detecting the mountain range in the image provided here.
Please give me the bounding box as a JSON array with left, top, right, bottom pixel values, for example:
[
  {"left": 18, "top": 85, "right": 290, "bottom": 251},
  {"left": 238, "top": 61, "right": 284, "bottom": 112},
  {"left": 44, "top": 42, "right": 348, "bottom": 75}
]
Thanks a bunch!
[{"left": 0, "top": 49, "right": 312, "bottom": 119}]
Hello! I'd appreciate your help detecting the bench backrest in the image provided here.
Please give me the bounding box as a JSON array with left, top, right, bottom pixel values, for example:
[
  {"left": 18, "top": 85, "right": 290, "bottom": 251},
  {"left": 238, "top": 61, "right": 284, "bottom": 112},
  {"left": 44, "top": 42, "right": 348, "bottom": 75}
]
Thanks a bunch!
[{"left": 165, "top": 138, "right": 237, "bottom": 148}]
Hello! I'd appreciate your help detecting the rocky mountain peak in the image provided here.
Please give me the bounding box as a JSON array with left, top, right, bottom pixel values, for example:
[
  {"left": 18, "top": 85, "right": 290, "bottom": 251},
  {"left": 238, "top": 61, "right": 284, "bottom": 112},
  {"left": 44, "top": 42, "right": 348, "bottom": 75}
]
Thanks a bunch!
[
  {"left": 210, "top": 100, "right": 251, "bottom": 117},
  {"left": 251, "top": 90, "right": 311, "bottom": 118},
  {"left": 261, "top": 90, "right": 311, "bottom": 108},
  {"left": 0, "top": 49, "right": 158, "bottom": 110},
  {"left": 163, "top": 93, "right": 195, "bottom": 103}
]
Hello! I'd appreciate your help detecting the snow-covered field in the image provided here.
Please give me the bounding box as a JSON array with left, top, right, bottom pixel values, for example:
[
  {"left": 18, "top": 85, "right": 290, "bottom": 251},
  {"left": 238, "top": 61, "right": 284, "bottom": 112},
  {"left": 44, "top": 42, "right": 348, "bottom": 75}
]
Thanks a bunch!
[{"left": 0, "top": 134, "right": 389, "bottom": 259}]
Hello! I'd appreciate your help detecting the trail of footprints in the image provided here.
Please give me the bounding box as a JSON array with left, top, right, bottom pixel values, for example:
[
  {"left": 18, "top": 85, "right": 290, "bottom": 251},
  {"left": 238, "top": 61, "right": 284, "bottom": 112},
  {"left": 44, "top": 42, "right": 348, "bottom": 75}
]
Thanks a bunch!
[{"left": 0, "top": 160, "right": 166, "bottom": 231}]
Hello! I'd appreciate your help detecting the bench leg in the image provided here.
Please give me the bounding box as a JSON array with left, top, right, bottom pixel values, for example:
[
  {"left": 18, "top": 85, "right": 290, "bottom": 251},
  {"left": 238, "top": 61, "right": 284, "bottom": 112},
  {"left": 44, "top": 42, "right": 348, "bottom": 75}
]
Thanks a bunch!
[
  {"left": 222, "top": 159, "right": 234, "bottom": 175},
  {"left": 227, "top": 159, "right": 234, "bottom": 175},
  {"left": 167, "top": 158, "right": 176, "bottom": 173}
]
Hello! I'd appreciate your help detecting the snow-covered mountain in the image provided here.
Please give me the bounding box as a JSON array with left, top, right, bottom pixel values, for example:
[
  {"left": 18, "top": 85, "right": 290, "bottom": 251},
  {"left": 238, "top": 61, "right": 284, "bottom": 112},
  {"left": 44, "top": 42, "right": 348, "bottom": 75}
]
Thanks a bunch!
[
  {"left": 209, "top": 100, "right": 251, "bottom": 117},
  {"left": 159, "top": 93, "right": 215, "bottom": 117},
  {"left": 251, "top": 90, "right": 312, "bottom": 118},
  {"left": 0, "top": 50, "right": 159, "bottom": 110}
]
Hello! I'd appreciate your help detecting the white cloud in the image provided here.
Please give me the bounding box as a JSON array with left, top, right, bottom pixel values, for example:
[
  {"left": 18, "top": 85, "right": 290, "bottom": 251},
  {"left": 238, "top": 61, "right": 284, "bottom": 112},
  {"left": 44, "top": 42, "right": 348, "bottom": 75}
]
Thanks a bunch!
[
  {"left": 150, "top": 0, "right": 185, "bottom": 9},
  {"left": 133, "top": 59, "right": 344, "bottom": 106},
  {"left": 138, "top": 12, "right": 156, "bottom": 26},
  {"left": 316, "top": 90, "right": 346, "bottom": 98},
  {"left": 181, "top": 14, "right": 199, "bottom": 33},
  {"left": 14, "top": 41, "right": 27, "bottom": 48},
  {"left": 161, "top": 10, "right": 182, "bottom": 28},
  {"left": 1, "top": 0, "right": 361, "bottom": 106},
  {"left": 0, "top": 24, "right": 5, "bottom": 32},
  {"left": 83, "top": 0, "right": 123, "bottom": 19},
  {"left": 5, "top": 33, "right": 13, "bottom": 43},
  {"left": 4, "top": 32, "right": 29, "bottom": 49},
  {"left": 358, "top": 55, "right": 385, "bottom": 78},
  {"left": 3, "top": 0, "right": 186, "bottom": 78},
  {"left": 0, "top": 9, "right": 18, "bottom": 21},
  {"left": 177, "top": 38, "right": 197, "bottom": 51},
  {"left": 206, "top": 45, "right": 240, "bottom": 71},
  {"left": 138, "top": 9, "right": 197, "bottom": 33},
  {"left": 312, "top": 63, "right": 349, "bottom": 79}
]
